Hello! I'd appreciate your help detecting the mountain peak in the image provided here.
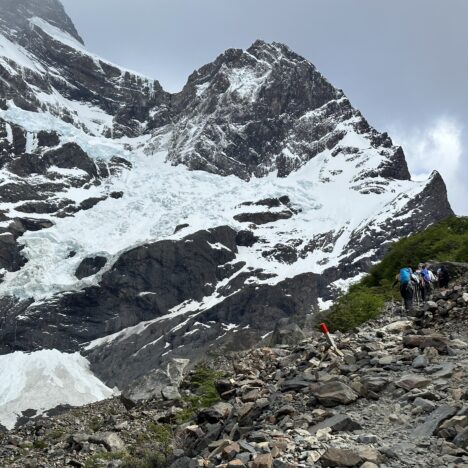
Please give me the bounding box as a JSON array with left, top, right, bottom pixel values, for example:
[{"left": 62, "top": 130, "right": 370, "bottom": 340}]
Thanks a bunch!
[{"left": 0, "top": 0, "right": 83, "bottom": 44}]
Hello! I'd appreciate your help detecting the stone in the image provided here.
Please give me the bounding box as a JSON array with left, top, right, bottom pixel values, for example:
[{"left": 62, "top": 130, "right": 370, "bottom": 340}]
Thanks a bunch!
[
  {"left": 242, "top": 389, "right": 260, "bottom": 402},
  {"left": 198, "top": 402, "right": 233, "bottom": 423},
  {"left": 312, "top": 381, "right": 359, "bottom": 407},
  {"left": 357, "top": 434, "right": 379, "bottom": 444},
  {"left": 281, "top": 377, "right": 311, "bottom": 391},
  {"left": 309, "top": 414, "right": 362, "bottom": 434},
  {"left": 121, "top": 358, "right": 189, "bottom": 406},
  {"left": 413, "top": 397, "right": 436, "bottom": 412},
  {"left": 413, "top": 405, "right": 458, "bottom": 437},
  {"left": 87, "top": 433, "right": 125, "bottom": 452},
  {"left": 453, "top": 427, "right": 468, "bottom": 448},
  {"left": 378, "top": 355, "right": 394, "bottom": 365},
  {"left": 382, "top": 320, "right": 412, "bottom": 333},
  {"left": 227, "top": 460, "right": 246, "bottom": 467},
  {"left": 412, "top": 355, "right": 429, "bottom": 369},
  {"left": 431, "top": 363, "right": 454, "bottom": 379},
  {"left": 361, "top": 376, "right": 388, "bottom": 393},
  {"left": 75, "top": 256, "right": 107, "bottom": 279},
  {"left": 357, "top": 446, "right": 382, "bottom": 464},
  {"left": 320, "top": 447, "right": 362, "bottom": 467},
  {"left": 395, "top": 374, "right": 431, "bottom": 391},
  {"left": 270, "top": 319, "right": 306, "bottom": 346},
  {"left": 161, "top": 386, "right": 181, "bottom": 401},
  {"left": 403, "top": 334, "right": 451, "bottom": 354},
  {"left": 252, "top": 453, "right": 273, "bottom": 468},
  {"left": 360, "top": 463, "right": 379, "bottom": 468},
  {"left": 275, "top": 405, "right": 297, "bottom": 418},
  {"left": 222, "top": 442, "right": 241, "bottom": 460}
]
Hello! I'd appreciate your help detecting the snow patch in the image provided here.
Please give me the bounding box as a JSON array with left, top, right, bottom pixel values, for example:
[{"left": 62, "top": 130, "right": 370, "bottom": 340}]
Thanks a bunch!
[{"left": 0, "top": 350, "right": 115, "bottom": 430}]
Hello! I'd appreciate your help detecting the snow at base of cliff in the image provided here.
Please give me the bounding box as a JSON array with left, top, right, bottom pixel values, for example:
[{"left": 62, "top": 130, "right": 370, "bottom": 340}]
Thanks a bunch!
[{"left": 0, "top": 350, "right": 115, "bottom": 429}]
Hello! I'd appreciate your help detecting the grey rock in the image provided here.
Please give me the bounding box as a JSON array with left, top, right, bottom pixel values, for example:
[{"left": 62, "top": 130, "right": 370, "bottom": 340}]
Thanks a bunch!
[
  {"left": 270, "top": 319, "right": 306, "bottom": 346},
  {"left": 75, "top": 256, "right": 107, "bottom": 279},
  {"left": 453, "top": 427, "right": 468, "bottom": 448},
  {"left": 395, "top": 374, "right": 431, "bottom": 391},
  {"left": 357, "top": 434, "right": 379, "bottom": 444},
  {"left": 309, "top": 414, "right": 362, "bottom": 434},
  {"left": 197, "top": 402, "right": 233, "bottom": 423},
  {"left": 412, "top": 355, "right": 429, "bottom": 369},
  {"left": 88, "top": 432, "right": 125, "bottom": 452},
  {"left": 413, "top": 397, "right": 436, "bottom": 412},
  {"left": 312, "top": 381, "right": 359, "bottom": 407},
  {"left": 413, "top": 405, "right": 458, "bottom": 437},
  {"left": 320, "top": 447, "right": 362, "bottom": 467}
]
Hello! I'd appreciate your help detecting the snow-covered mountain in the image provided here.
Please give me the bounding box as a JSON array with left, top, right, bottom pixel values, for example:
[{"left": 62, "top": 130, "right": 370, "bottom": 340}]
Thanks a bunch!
[{"left": 0, "top": 0, "right": 453, "bottom": 427}]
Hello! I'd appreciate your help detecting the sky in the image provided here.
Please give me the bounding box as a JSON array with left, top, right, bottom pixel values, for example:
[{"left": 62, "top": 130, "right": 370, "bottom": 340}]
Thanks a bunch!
[{"left": 61, "top": 0, "right": 467, "bottom": 214}]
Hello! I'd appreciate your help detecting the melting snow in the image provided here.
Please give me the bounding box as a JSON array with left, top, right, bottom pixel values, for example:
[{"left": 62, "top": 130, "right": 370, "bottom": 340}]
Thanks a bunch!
[{"left": 0, "top": 350, "right": 115, "bottom": 430}]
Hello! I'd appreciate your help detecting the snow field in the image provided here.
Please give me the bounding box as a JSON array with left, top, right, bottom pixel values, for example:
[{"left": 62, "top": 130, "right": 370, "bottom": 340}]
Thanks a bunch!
[{"left": 0, "top": 350, "right": 115, "bottom": 429}]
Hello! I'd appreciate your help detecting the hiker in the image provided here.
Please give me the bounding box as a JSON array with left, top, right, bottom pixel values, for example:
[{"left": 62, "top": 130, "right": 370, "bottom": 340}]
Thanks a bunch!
[
  {"left": 420, "top": 264, "right": 436, "bottom": 301},
  {"left": 437, "top": 265, "right": 450, "bottom": 289},
  {"left": 392, "top": 267, "right": 417, "bottom": 311},
  {"left": 411, "top": 268, "right": 423, "bottom": 305}
]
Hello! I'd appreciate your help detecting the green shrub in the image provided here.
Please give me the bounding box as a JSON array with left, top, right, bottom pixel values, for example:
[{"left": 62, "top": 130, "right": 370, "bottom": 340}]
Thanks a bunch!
[
  {"left": 33, "top": 439, "right": 47, "bottom": 450},
  {"left": 84, "top": 452, "right": 126, "bottom": 468},
  {"left": 121, "top": 450, "right": 166, "bottom": 468},
  {"left": 46, "top": 427, "right": 66, "bottom": 441},
  {"left": 89, "top": 416, "right": 104, "bottom": 432},
  {"left": 364, "top": 216, "right": 468, "bottom": 287},
  {"left": 175, "top": 364, "right": 224, "bottom": 424},
  {"left": 324, "top": 287, "right": 385, "bottom": 332},
  {"left": 147, "top": 423, "right": 172, "bottom": 453}
]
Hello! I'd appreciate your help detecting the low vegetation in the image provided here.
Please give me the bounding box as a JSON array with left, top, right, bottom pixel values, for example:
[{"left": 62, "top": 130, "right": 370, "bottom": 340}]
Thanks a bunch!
[
  {"left": 323, "top": 216, "right": 468, "bottom": 332},
  {"left": 176, "top": 364, "right": 225, "bottom": 424}
]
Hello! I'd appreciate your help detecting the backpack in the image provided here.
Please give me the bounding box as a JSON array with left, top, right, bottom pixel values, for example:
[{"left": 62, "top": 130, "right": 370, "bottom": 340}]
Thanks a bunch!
[
  {"left": 438, "top": 266, "right": 449, "bottom": 281},
  {"left": 421, "top": 268, "right": 431, "bottom": 282},
  {"left": 399, "top": 268, "right": 411, "bottom": 284}
]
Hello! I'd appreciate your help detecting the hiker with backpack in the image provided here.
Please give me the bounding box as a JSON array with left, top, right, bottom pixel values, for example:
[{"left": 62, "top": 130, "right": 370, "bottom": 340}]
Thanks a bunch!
[
  {"left": 437, "top": 265, "right": 450, "bottom": 289},
  {"left": 392, "top": 267, "right": 418, "bottom": 311},
  {"left": 420, "top": 264, "right": 436, "bottom": 301}
]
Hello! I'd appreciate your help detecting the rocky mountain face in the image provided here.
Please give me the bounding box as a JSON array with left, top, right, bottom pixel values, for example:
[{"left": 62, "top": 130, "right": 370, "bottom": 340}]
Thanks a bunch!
[
  {"left": 0, "top": 0, "right": 454, "bottom": 426},
  {"left": 1, "top": 265, "right": 467, "bottom": 467}
]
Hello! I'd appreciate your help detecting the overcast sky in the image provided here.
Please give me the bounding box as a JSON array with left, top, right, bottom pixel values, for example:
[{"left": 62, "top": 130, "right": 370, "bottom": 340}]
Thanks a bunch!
[{"left": 61, "top": 0, "right": 467, "bottom": 214}]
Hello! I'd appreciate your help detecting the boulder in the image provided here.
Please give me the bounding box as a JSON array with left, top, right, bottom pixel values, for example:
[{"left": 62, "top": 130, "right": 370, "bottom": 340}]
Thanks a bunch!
[
  {"left": 395, "top": 374, "right": 431, "bottom": 391},
  {"left": 453, "top": 427, "right": 468, "bottom": 448},
  {"left": 89, "top": 432, "right": 125, "bottom": 452},
  {"left": 43, "top": 143, "right": 98, "bottom": 177},
  {"left": 412, "top": 355, "right": 429, "bottom": 369},
  {"left": 413, "top": 405, "right": 458, "bottom": 437},
  {"left": 121, "top": 358, "right": 189, "bottom": 406},
  {"left": 312, "top": 381, "right": 359, "bottom": 407},
  {"left": 197, "top": 402, "right": 233, "bottom": 423},
  {"left": 251, "top": 453, "right": 273, "bottom": 468},
  {"left": 270, "top": 319, "right": 306, "bottom": 346},
  {"left": 413, "top": 397, "right": 436, "bottom": 412},
  {"left": 233, "top": 210, "right": 293, "bottom": 225},
  {"left": 403, "top": 334, "right": 451, "bottom": 353},
  {"left": 309, "top": 414, "right": 362, "bottom": 434},
  {"left": 320, "top": 447, "right": 362, "bottom": 467},
  {"left": 75, "top": 256, "right": 108, "bottom": 279}
]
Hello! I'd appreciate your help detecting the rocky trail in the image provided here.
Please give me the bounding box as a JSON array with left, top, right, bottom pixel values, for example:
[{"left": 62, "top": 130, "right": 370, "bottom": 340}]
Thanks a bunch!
[{"left": 1, "top": 269, "right": 467, "bottom": 468}]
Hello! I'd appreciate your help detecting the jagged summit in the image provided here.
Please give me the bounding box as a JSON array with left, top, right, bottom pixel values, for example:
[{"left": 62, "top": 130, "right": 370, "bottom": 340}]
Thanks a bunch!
[{"left": 0, "top": 0, "right": 83, "bottom": 44}]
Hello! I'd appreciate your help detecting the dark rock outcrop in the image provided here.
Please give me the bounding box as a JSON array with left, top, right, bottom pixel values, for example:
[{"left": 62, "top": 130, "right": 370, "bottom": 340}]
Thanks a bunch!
[{"left": 75, "top": 256, "right": 108, "bottom": 279}]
